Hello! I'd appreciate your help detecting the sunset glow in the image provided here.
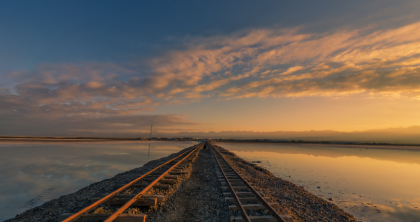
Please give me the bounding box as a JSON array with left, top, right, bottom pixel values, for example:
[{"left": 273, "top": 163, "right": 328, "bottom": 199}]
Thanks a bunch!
[{"left": 1, "top": 1, "right": 420, "bottom": 138}]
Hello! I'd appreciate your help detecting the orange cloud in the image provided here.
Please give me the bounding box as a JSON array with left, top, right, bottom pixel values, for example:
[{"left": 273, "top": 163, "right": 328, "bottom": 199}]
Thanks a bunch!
[{"left": 3, "top": 21, "right": 420, "bottom": 125}]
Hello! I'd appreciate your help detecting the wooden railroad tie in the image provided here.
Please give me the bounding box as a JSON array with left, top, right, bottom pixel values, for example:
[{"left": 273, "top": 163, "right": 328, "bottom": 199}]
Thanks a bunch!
[
  {"left": 91, "top": 195, "right": 164, "bottom": 206},
  {"left": 219, "top": 176, "right": 239, "bottom": 179},
  {"left": 231, "top": 215, "right": 294, "bottom": 222},
  {"left": 230, "top": 215, "right": 277, "bottom": 222},
  {"left": 59, "top": 213, "right": 147, "bottom": 222},
  {"left": 91, "top": 197, "right": 156, "bottom": 207},
  {"left": 223, "top": 191, "right": 263, "bottom": 197},
  {"left": 225, "top": 196, "right": 271, "bottom": 203},
  {"left": 170, "top": 170, "right": 188, "bottom": 174},
  {"left": 229, "top": 203, "right": 280, "bottom": 211},
  {"left": 165, "top": 175, "right": 178, "bottom": 180},
  {"left": 132, "top": 183, "right": 171, "bottom": 190},
  {"left": 159, "top": 179, "right": 177, "bottom": 184},
  {"left": 221, "top": 181, "right": 245, "bottom": 186},
  {"left": 222, "top": 186, "right": 249, "bottom": 191}
]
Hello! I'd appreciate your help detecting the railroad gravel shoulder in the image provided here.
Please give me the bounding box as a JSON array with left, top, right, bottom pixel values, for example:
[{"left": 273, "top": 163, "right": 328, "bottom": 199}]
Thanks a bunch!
[{"left": 214, "top": 145, "right": 358, "bottom": 222}]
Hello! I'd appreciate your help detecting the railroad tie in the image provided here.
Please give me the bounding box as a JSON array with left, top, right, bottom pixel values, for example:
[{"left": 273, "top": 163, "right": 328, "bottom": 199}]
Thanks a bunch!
[
  {"left": 229, "top": 203, "right": 280, "bottom": 211},
  {"left": 164, "top": 175, "right": 178, "bottom": 180},
  {"left": 160, "top": 179, "right": 177, "bottom": 184},
  {"left": 91, "top": 195, "right": 164, "bottom": 205},
  {"left": 225, "top": 196, "right": 272, "bottom": 203},
  {"left": 59, "top": 213, "right": 147, "bottom": 222}
]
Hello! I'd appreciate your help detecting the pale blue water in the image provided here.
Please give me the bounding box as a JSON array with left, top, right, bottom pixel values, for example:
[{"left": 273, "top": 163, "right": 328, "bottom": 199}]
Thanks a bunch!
[
  {"left": 0, "top": 141, "right": 196, "bottom": 221},
  {"left": 217, "top": 142, "right": 420, "bottom": 222}
]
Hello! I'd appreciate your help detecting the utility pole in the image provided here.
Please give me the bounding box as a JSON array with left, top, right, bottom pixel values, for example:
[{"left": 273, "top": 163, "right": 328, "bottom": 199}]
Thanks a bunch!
[{"left": 149, "top": 124, "right": 153, "bottom": 139}]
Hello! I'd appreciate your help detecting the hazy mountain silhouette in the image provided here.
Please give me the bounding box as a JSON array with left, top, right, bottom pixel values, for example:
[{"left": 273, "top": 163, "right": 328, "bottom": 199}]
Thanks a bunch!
[
  {"left": 151, "top": 125, "right": 420, "bottom": 144},
  {"left": 3, "top": 126, "right": 420, "bottom": 144}
]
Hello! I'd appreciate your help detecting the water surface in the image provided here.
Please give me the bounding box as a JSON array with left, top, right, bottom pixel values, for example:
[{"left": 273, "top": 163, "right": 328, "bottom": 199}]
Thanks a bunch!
[
  {"left": 0, "top": 141, "right": 195, "bottom": 221},
  {"left": 217, "top": 142, "right": 420, "bottom": 222}
]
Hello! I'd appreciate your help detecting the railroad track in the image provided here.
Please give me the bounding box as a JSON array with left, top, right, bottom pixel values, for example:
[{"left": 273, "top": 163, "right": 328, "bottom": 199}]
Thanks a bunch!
[
  {"left": 59, "top": 143, "right": 203, "bottom": 222},
  {"left": 209, "top": 143, "right": 293, "bottom": 222}
]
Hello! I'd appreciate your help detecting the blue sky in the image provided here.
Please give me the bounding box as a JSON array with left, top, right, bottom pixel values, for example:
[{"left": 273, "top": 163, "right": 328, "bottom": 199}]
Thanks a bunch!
[{"left": 1, "top": 1, "right": 420, "bottom": 136}]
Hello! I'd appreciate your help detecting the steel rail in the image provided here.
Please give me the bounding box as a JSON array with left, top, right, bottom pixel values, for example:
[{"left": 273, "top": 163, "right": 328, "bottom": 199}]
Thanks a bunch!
[
  {"left": 210, "top": 143, "right": 251, "bottom": 222},
  {"left": 210, "top": 143, "right": 286, "bottom": 222},
  {"left": 103, "top": 144, "right": 201, "bottom": 222},
  {"left": 62, "top": 143, "right": 202, "bottom": 222}
]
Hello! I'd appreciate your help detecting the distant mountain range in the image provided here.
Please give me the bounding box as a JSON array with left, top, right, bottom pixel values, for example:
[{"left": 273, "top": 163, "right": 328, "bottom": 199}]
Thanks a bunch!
[
  {"left": 3, "top": 126, "right": 420, "bottom": 145},
  {"left": 150, "top": 125, "right": 420, "bottom": 144}
]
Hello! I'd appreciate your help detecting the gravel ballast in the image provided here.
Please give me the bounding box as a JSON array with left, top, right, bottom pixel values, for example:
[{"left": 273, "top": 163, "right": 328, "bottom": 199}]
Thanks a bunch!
[{"left": 6, "top": 143, "right": 359, "bottom": 222}]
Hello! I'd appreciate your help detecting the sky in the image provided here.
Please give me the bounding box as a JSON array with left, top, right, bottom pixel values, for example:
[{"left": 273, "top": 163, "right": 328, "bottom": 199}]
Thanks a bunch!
[{"left": 1, "top": 0, "right": 420, "bottom": 137}]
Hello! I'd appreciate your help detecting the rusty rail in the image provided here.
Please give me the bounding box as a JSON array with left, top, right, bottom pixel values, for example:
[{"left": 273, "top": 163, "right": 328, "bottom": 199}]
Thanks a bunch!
[
  {"left": 209, "top": 143, "right": 287, "bottom": 222},
  {"left": 62, "top": 143, "right": 202, "bottom": 222}
]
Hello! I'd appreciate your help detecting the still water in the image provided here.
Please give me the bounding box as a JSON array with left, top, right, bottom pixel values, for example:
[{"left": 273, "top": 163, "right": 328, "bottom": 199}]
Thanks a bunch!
[
  {"left": 0, "top": 141, "right": 195, "bottom": 221},
  {"left": 217, "top": 142, "right": 420, "bottom": 222}
]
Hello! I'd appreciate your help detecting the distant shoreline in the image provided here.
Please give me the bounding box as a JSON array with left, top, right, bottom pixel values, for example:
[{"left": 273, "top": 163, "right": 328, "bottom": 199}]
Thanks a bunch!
[
  {"left": 216, "top": 141, "right": 420, "bottom": 151},
  {"left": 1, "top": 136, "right": 420, "bottom": 151}
]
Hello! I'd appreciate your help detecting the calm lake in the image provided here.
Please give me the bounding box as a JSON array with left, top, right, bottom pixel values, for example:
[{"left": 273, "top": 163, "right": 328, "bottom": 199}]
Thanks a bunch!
[
  {"left": 216, "top": 142, "right": 420, "bottom": 222},
  {"left": 0, "top": 141, "right": 196, "bottom": 221}
]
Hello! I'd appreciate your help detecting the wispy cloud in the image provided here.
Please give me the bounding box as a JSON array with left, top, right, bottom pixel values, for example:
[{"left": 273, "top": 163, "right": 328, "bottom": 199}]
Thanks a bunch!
[
  {"left": 2, "top": 22, "right": 420, "bottom": 135},
  {"left": 148, "top": 22, "right": 420, "bottom": 100}
]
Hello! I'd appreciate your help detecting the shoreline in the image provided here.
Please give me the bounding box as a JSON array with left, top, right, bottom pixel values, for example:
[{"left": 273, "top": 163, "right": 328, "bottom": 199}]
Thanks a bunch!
[
  {"left": 216, "top": 141, "right": 420, "bottom": 151},
  {"left": 2, "top": 137, "right": 419, "bottom": 151}
]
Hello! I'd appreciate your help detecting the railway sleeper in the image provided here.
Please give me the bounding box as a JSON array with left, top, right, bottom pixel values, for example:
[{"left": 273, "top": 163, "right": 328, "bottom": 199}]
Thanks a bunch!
[
  {"left": 228, "top": 203, "right": 279, "bottom": 211},
  {"left": 222, "top": 186, "right": 249, "bottom": 191},
  {"left": 223, "top": 192, "right": 264, "bottom": 197},
  {"left": 219, "top": 176, "right": 239, "bottom": 179},
  {"left": 90, "top": 196, "right": 157, "bottom": 207},
  {"left": 91, "top": 194, "right": 164, "bottom": 203},
  {"left": 133, "top": 183, "right": 171, "bottom": 190},
  {"left": 164, "top": 175, "right": 178, "bottom": 180},
  {"left": 225, "top": 196, "right": 271, "bottom": 203},
  {"left": 219, "top": 178, "right": 243, "bottom": 182},
  {"left": 222, "top": 173, "right": 237, "bottom": 177},
  {"left": 221, "top": 181, "right": 245, "bottom": 186},
  {"left": 231, "top": 215, "right": 294, "bottom": 222},
  {"left": 230, "top": 215, "right": 277, "bottom": 222},
  {"left": 59, "top": 213, "right": 147, "bottom": 222},
  {"left": 174, "top": 167, "right": 185, "bottom": 171},
  {"left": 159, "top": 179, "right": 177, "bottom": 184},
  {"left": 170, "top": 170, "right": 188, "bottom": 174}
]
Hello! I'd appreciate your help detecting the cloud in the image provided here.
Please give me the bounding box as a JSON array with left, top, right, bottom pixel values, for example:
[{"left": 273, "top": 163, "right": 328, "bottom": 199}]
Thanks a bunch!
[
  {"left": 2, "top": 21, "right": 420, "bottom": 135},
  {"left": 145, "top": 21, "right": 420, "bottom": 100}
]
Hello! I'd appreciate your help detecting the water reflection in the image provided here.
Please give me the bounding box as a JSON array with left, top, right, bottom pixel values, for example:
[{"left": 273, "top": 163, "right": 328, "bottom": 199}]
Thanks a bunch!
[
  {"left": 0, "top": 141, "right": 194, "bottom": 221},
  {"left": 217, "top": 142, "right": 420, "bottom": 222}
]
